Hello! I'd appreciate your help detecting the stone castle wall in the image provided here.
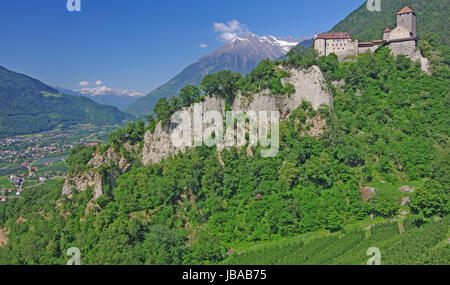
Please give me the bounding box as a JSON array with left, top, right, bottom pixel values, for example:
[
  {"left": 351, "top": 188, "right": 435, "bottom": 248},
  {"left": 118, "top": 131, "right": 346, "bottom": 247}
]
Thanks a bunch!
[
  {"left": 388, "top": 40, "right": 416, "bottom": 57},
  {"left": 314, "top": 39, "right": 326, "bottom": 56}
]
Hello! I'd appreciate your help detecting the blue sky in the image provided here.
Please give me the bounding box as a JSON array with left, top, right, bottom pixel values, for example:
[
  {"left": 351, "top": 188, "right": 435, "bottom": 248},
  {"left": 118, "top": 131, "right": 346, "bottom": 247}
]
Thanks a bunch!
[{"left": 0, "top": 0, "right": 365, "bottom": 94}]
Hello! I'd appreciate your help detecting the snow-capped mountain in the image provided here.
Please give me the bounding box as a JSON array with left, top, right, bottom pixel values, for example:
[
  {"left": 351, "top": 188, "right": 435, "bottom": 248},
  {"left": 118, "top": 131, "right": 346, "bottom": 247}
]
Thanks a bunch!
[
  {"left": 260, "top": 35, "right": 303, "bottom": 53},
  {"left": 76, "top": 86, "right": 143, "bottom": 98},
  {"left": 208, "top": 32, "right": 300, "bottom": 63},
  {"left": 127, "top": 33, "right": 311, "bottom": 115},
  {"left": 56, "top": 86, "right": 143, "bottom": 111},
  {"left": 222, "top": 33, "right": 300, "bottom": 58}
]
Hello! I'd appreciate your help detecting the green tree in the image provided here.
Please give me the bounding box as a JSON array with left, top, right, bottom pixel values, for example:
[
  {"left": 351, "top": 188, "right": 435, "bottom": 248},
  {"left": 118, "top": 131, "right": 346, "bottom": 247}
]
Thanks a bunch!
[
  {"left": 179, "top": 85, "right": 201, "bottom": 107},
  {"left": 140, "top": 225, "right": 187, "bottom": 265},
  {"left": 371, "top": 190, "right": 399, "bottom": 217},
  {"left": 200, "top": 74, "right": 220, "bottom": 95},
  {"left": 153, "top": 97, "right": 172, "bottom": 125},
  {"left": 325, "top": 208, "right": 343, "bottom": 232},
  {"left": 200, "top": 71, "right": 241, "bottom": 104},
  {"left": 147, "top": 114, "right": 155, "bottom": 125},
  {"left": 410, "top": 180, "right": 448, "bottom": 218},
  {"left": 284, "top": 46, "right": 319, "bottom": 69}
]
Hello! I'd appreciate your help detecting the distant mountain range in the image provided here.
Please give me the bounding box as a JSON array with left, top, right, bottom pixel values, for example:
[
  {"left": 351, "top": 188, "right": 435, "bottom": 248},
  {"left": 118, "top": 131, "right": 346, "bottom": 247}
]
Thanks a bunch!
[
  {"left": 56, "top": 86, "right": 143, "bottom": 111},
  {"left": 127, "top": 33, "right": 312, "bottom": 115},
  {"left": 0, "top": 66, "right": 132, "bottom": 138}
]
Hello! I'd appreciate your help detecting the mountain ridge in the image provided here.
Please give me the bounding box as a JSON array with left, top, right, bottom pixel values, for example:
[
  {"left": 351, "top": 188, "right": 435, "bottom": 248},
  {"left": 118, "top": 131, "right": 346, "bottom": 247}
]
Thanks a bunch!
[
  {"left": 56, "top": 86, "right": 143, "bottom": 111},
  {"left": 0, "top": 66, "right": 132, "bottom": 138},
  {"left": 76, "top": 86, "right": 143, "bottom": 98}
]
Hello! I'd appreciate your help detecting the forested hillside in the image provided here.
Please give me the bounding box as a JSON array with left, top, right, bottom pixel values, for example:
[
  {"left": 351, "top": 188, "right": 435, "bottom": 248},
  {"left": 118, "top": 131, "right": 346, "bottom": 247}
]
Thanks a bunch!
[
  {"left": 0, "top": 66, "right": 133, "bottom": 138},
  {"left": 331, "top": 0, "right": 449, "bottom": 46},
  {"left": 0, "top": 43, "right": 448, "bottom": 264}
]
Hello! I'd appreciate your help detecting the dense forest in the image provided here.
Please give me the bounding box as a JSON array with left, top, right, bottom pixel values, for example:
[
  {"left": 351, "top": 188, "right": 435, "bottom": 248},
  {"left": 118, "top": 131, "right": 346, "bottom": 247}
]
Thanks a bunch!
[
  {"left": 0, "top": 66, "right": 132, "bottom": 138},
  {"left": 0, "top": 37, "right": 448, "bottom": 264}
]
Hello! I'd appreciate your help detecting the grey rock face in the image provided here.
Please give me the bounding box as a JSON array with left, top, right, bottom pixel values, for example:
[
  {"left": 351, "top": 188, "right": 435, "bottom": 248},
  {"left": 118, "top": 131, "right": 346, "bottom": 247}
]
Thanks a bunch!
[
  {"left": 281, "top": 66, "right": 332, "bottom": 111},
  {"left": 142, "top": 66, "right": 332, "bottom": 164},
  {"left": 400, "top": 196, "right": 411, "bottom": 206},
  {"left": 62, "top": 143, "right": 135, "bottom": 200},
  {"left": 408, "top": 49, "right": 431, "bottom": 74},
  {"left": 64, "top": 65, "right": 333, "bottom": 199}
]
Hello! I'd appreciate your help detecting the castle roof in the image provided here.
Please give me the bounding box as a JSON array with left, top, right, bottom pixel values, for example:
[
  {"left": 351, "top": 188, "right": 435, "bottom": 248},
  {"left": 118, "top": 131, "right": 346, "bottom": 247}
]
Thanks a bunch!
[
  {"left": 316, "top": 32, "right": 351, "bottom": 40},
  {"left": 397, "top": 6, "right": 415, "bottom": 15},
  {"left": 384, "top": 28, "right": 391, "bottom": 33}
]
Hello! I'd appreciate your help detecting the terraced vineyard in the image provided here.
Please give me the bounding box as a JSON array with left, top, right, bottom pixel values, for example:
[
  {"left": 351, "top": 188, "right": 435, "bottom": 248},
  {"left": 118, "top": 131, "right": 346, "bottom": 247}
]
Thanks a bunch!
[{"left": 223, "top": 216, "right": 449, "bottom": 265}]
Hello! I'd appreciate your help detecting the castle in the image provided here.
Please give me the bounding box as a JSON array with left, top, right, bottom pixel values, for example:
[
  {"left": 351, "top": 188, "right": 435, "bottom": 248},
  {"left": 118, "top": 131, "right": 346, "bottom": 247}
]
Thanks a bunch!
[{"left": 314, "top": 6, "right": 419, "bottom": 60}]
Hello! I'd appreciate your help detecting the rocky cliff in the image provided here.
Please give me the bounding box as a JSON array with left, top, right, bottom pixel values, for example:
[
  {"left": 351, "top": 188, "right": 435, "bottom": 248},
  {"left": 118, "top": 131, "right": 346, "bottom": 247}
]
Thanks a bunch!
[
  {"left": 63, "top": 65, "right": 333, "bottom": 199},
  {"left": 62, "top": 143, "right": 138, "bottom": 200},
  {"left": 409, "top": 49, "right": 431, "bottom": 74},
  {"left": 142, "top": 65, "right": 332, "bottom": 164}
]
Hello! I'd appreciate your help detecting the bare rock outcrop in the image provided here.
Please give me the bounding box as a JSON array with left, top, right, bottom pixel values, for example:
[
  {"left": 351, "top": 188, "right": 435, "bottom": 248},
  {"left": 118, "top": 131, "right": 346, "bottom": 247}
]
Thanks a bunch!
[
  {"left": 409, "top": 49, "right": 431, "bottom": 74},
  {"left": 360, "top": 186, "right": 376, "bottom": 202},
  {"left": 62, "top": 143, "right": 136, "bottom": 200},
  {"left": 399, "top": 196, "right": 411, "bottom": 206},
  {"left": 62, "top": 170, "right": 104, "bottom": 200},
  {"left": 300, "top": 115, "right": 327, "bottom": 137},
  {"left": 281, "top": 66, "right": 332, "bottom": 111},
  {"left": 399, "top": 185, "right": 414, "bottom": 193},
  {"left": 142, "top": 95, "right": 226, "bottom": 165},
  {"left": 142, "top": 65, "right": 332, "bottom": 165}
]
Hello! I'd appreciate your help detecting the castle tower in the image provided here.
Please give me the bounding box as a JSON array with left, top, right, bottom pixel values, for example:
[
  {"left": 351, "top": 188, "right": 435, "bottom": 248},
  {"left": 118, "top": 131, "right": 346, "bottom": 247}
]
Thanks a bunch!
[{"left": 396, "top": 6, "right": 416, "bottom": 37}]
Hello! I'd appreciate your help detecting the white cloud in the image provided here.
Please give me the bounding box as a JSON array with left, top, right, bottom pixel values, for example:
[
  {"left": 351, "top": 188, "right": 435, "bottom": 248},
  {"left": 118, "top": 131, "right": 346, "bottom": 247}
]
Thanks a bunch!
[
  {"left": 213, "top": 19, "right": 247, "bottom": 42},
  {"left": 79, "top": 81, "right": 89, "bottom": 86},
  {"left": 200, "top": 43, "right": 208, "bottom": 48},
  {"left": 95, "top": 80, "right": 103, "bottom": 85}
]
